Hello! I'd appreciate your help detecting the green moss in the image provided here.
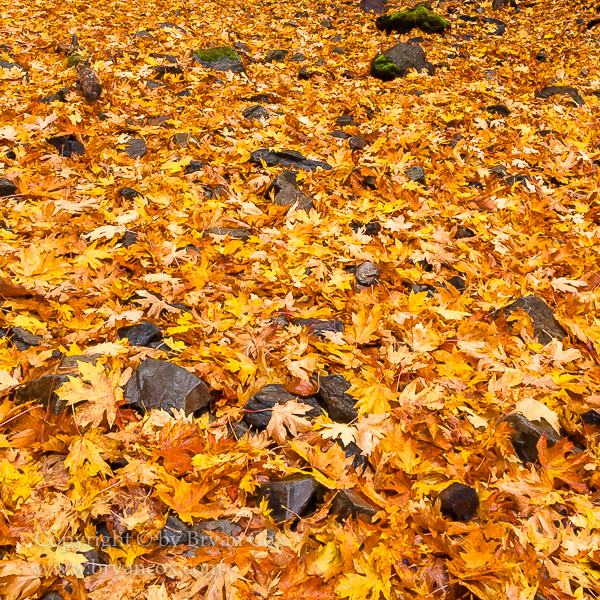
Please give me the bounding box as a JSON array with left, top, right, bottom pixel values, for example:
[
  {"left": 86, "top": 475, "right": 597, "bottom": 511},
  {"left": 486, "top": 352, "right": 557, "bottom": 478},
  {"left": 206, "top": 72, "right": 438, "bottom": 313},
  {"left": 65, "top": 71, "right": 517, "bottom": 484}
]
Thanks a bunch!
[
  {"left": 193, "top": 46, "right": 237, "bottom": 63},
  {"left": 65, "top": 49, "right": 85, "bottom": 68},
  {"left": 372, "top": 54, "right": 403, "bottom": 80},
  {"left": 376, "top": 3, "right": 450, "bottom": 34}
]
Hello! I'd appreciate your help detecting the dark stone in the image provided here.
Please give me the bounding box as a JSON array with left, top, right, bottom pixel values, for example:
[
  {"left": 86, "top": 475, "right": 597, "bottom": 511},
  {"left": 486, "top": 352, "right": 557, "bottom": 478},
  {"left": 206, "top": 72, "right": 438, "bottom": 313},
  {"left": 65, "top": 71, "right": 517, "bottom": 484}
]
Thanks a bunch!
[
  {"left": 250, "top": 148, "right": 331, "bottom": 171},
  {"left": 119, "top": 187, "right": 142, "bottom": 199},
  {"left": 535, "top": 86, "right": 584, "bottom": 106},
  {"left": 150, "top": 53, "right": 179, "bottom": 63},
  {"left": 229, "top": 419, "right": 250, "bottom": 438},
  {"left": 467, "top": 181, "right": 484, "bottom": 190},
  {"left": 60, "top": 354, "right": 102, "bottom": 369},
  {"left": 191, "top": 519, "right": 243, "bottom": 544},
  {"left": 234, "top": 41, "right": 250, "bottom": 53},
  {"left": 39, "top": 593, "right": 65, "bottom": 600},
  {"left": 409, "top": 283, "right": 438, "bottom": 299},
  {"left": 153, "top": 64, "right": 184, "bottom": 78},
  {"left": 316, "top": 374, "right": 358, "bottom": 423},
  {"left": 438, "top": 482, "right": 479, "bottom": 521},
  {"left": 505, "top": 174, "right": 529, "bottom": 187},
  {"left": 321, "top": 18, "right": 332, "bottom": 29},
  {"left": 203, "top": 227, "right": 252, "bottom": 240},
  {"left": 330, "top": 489, "right": 377, "bottom": 520},
  {"left": 118, "top": 231, "right": 139, "bottom": 248},
  {"left": 117, "top": 321, "right": 162, "bottom": 347},
  {"left": 330, "top": 129, "right": 350, "bottom": 139},
  {"left": 246, "top": 93, "right": 271, "bottom": 104},
  {"left": 174, "top": 133, "right": 198, "bottom": 147},
  {"left": 16, "top": 374, "right": 71, "bottom": 415},
  {"left": 482, "top": 17, "right": 506, "bottom": 36},
  {"left": 264, "top": 49, "right": 288, "bottom": 63},
  {"left": 331, "top": 34, "right": 342, "bottom": 43},
  {"left": 257, "top": 475, "right": 317, "bottom": 522},
  {"left": 500, "top": 295, "right": 567, "bottom": 345},
  {"left": 331, "top": 46, "right": 345, "bottom": 55},
  {"left": 582, "top": 410, "right": 600, "bottom": 427},
  {"left": 535, "top": 50, "right": 547, "bottom": 62},
  {"left": 39, "top": 87, "right": 71, "bottom": 104},
  {"left": 336, "top": 115, "right": 357, "bottom": 126},
  {"left": 349, "top": 135, "right": 367, "bottom": 150},
  {"left": 499, "top": 413, "right": 564, "bottom": 463},
  {"left": 146, "top": 79, "right": 163, "bottom": 89},
  {"left": 243, "top": 384, "right": 323, "bottom": 429},
  {"left": 83, "top": 549, "right": 106, "bottom": 576},
  {"left": 243, "top": 105, "right": 269, "bottom": 121},
  {"left": 119, "top": 137, "right": 147, "bottom": 159},
  {"left": 176, "top": 88, "right": 192, "bottom": 97},
  {"left": 586, "top": 18, "right": 600, "bottom": 30},
  {"left": 405, "top": 165, "right": 426, "bottom": 184},
  {"left": 47, "top": 135, "right": 85, "bottom": 157},
  {"left": 193, "top": 47, "right": 245, "bottom": 73},
  {"left": 490, "top": 164, "right": 508, "bottom": 178},
  {"left": 350, "top": 220, "right": 381, "bottom": 235},
  {"left": 338, "top": 440, "right": 367, "bottom": 469},
  {"left": 295, "top": 319, "right": 345, "bottom": 337},
  {"left": 0, "top": 59, "right": 27, "bottom": 78},
  {"left": 446, "top": 276, "right": 466, "bottom": 293},
  {"left": 298, "top": 66, "right": 316, "bottom": 80},
  {"left": 185, "top": 160, "right": 205, "bottom": 174},
  {"left": 360, "top": 0, "right": 388, "bottom": 14},
  {"left": 355, "top": 261, "right": 380, "bottom": 287},
  {"left": 266, "top": 170, "right": 313, "bottom": 210},
  {"left": 408, "top": 36, "right": 424, "bottom": 44},
  {"left": 124, "top": 358, "right": 211, "bottom": 415},
  {"left": 376, "top": 4, "right": 450, "bottom": 34},
  {"left": 486, "top": 104, "right": 511, "bottom": 117},
  {"left": 454, "top": 224, "right": 475, "bottom": 239},
  {"left": 135, "top": 31, "right": 156, "bottom": 40},
  {"left": 158, "top": 22, "right": 187, "bottom": 34},
  {"left": 4, "top": 148, "right": 16, "bottom": 160},
  {"left": 0, "top": 177, "right": 17, "bottom": 197},
  {"left": 158, "top": 515, "right": 198, "bottom": 546},
  {"left": 5, "top": 327, "right": 42, "bottom": 351}
]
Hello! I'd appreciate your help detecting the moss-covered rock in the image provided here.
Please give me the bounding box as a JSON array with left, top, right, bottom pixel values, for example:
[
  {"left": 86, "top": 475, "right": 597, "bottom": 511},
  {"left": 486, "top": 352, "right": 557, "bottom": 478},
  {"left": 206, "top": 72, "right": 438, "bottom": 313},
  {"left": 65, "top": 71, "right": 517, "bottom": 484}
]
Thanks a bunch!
[
  {"left": 376, "top": 2, "right": 450, "bottom": 34},
  {"left": 193, "top": 46, "right": 245, "bottom": 73},
  {"left": 370, "top": 42, "right": 435, "bottom": 81}
]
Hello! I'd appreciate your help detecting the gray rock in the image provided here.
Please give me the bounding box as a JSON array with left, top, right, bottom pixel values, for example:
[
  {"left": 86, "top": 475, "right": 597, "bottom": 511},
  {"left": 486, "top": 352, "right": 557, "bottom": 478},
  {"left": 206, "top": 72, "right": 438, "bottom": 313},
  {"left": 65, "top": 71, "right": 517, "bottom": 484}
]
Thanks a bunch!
[
  {"left": 124, "top": 358, "right": 211, "bottom": 415},
  {"left": 355, "top": 261, "right": 380, "bottom": 287},
  {"left": 264, "top": 49, "right": 289, "bottom": 63},
  {"left": 193, "top": 47, "right": 245, "bottom": 73},
  {"left": 135, "top": 31, "right": 156, "bottom": 41},
  {"left": 0, "top": 177, "right": 17, "bottom": 197},
  {"left": 336, "top": 115, "right": 357, "bottom": 126},
  {"left": 316, "top": 375, "right": 358, "bottom": 423},
  {"left": 0, "top": 59, "right": 27, "bottom": 78},
  {"left": 117, "top": 321, "right": 162, "bottom": 347},
  {"left": 250, "top": 148, "right": 331, "bottom": 172},
  {"left": 371, "top": 43, "right": 435, "bottom": 81},
  {"left": 405, "top": 165, "right": 426, "bottom": 184},
  {"left": 454, "top": 224, "right": 475, "bottom": 239},
  {"left": 203, "top": 227, "right": 252, "bottom": 240},
  {"left": 498, "top": 413, "right": 564, "bottom": 463},
  {"left": 119, "top": 137, "right": 147, "bottom": 159},
  {"left": 39, "top": 87, "right": 71, "bottom": 104},
  {"left": 266, "top": 170, "right": 313, "bottom": 211},
  {"left": 330, "top": 489, "right": 377, "bottom": 520},
  {"left": 243, "top": 384, "right": 323, "bottom": 429},
  {"left": 258, "top": 475, "right": 316, "bottom": 522},
  {"left": 7, "top": 327, "right": 42, "bottom": 351},
  {"left": 438, "top": 482, "right": 479, "bottom": 521},
  {"left": 118, "top": 231, "right": 139, "bottom": 248},
  {"left": 338, "top": 440, "right": 367, "bottom": 469},
  {"left": 192, "top": 519, "right": 243, "bottom": 544},
  {"left": 39, "top": 593, "right": 66, "bottom": 600},
  {"left": 159, "top": 515, "right": 194, "bottom": 546},
  {"left": 349, "top": 136, "right": 367, "bottom": 150},
  {"left": 185, "top": 160, "right": 204, "bottom": 174},
  {"left": 60, "top": 354, "right": 103, "bottom": 369},
  {"left": 535, "top": 86, "right": 584, "bottom": 106},
  {"left": 47, "top": 135, "right": 85, "bottom": 157},
  {"left": 486, "top": 104, "right": 511, "bottom": 117},
  {"left": 500, "top": 295, "right": 567, "bottom": 344},
  {"left": 242, "top": 105, "right": 270, "bottom": 121},
  {"left": 289, "top": 52, "right": 307, "bottom": 62},
  {"left": 295, "top": 319, "right": 344, "bottom": 337},
  {"left": 16, "top": 374, "right": 71, "bottom": 415},
  {"left": 173, "top": 133, "right": 198, "bottom": 147},
  {"left": 83, "top": 549, "right": 106, "bottom": 576}
]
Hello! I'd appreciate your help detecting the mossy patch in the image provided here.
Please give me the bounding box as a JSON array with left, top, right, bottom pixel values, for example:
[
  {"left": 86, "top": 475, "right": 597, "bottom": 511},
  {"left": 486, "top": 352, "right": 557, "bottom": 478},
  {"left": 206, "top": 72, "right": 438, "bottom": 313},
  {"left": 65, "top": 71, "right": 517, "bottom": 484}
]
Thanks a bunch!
[
  {"left": 376, "top": 2, "right": 450, "bottom": 34},
  {"left": 193, "top": 46, "right": 238, "bottom": 63},
  {"left": 371, "top": 53, "right": 403, "bottom": 80}
]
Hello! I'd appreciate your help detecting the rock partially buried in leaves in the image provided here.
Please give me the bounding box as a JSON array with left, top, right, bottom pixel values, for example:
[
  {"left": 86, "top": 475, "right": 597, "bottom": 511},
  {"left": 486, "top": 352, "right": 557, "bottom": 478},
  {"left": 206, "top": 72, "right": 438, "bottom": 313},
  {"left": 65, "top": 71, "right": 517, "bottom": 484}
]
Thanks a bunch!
[
  {"left": 349, "top": 135, "right": 367, "bottom": 150},
  {"left": 266, "top": 170, "right": 313, "bottom": 211},
  {"left": 316, "top": 374, "right": 358, "bottom": 423},
  {"left": 376, "top": 2, "right": 450, "bottom": 34},
  {"left": 119, "top": 187, "right": 142, "bottom": 199},
  {"left": 258, "top": 475, "right": 317, "bottom": 522},
  {"left": 243, "top": 384, "right": 323, "bottom": 429},
  {"left": 582, "top": 410, "right": 600, "bottom": 427},
  {"left": 438, "top": 482, "right": 479, "bottom": 521},
  {"left": 264, "top": 49, "right": 288, "bottom": 63},
  {"left": 193, "top": 47, "right": 245, "bottom": 73},
  {"left": 499, "top": 413, "right": 563, "bottom": 463},
  {"left": 0, "top": 177, "right": 17, "bottom": 197},
  {"left": 203, "top": 227, "right": 252, "bottom": 241},
  {"left": 250, "top": 148, "right": 332, "bottom": 171},
  {"left": 355, "top": 261, "right": 380, "bottom": 287},
  {"left": 350, "top": 220, "right": 381, "bottom": 235},
  {"left": 486, "top": 104, "right": 511, "bottom": 117},
  {"left": 330, "top": 489, "right": 377, "bottom": 520},
  {"left": 16, "top": 374, "right": 71, "bottom": 415},
  {"left": 535, "top": 86, "right": 584, "bottom": 106},
  {"left": 0, "top": 327, "right": 41, "bottom": 351},
  {"left": 242, "top": 105, "right": 269, "bottom": 121},
  {"left": 124, "top": 358, "right": 211, "bottom": 415},
  {"left": 159, "top": 515, "right": 195, "bottom": 546},
  {"left": 118, "top": 231, "right": 138, "bottom": 248},
  {"left": 338, "top": 440, "right": 367, "bottom": 469},
  {"left": 405, "top": 165, "right": 426, "bottom": 184},
  {"left": 454, "top": 224, "right": 476, "bottom": 239},
  {"left": 500, "top": 295, "right": 567, "bottom": 345},
  {"left": 371, "top": 43, "right": 435, "bottom": 81},
  {"left": 295, "top": 318, "right": 345, "bottom": 337},
  {"left": 0, "top": 59, "right": 27, "bottom": 79},
  {"left": 47, "top": 135, "right": 85, "bottom": 157},
  {"left": 185, "top": 160, "right": 205, "bottom": 175},
  {"left": 119, "top": 137, "right": 147, "bottom": 159},
  {"left": 117, "top": 321, "right": 162, "bottom": 347}
]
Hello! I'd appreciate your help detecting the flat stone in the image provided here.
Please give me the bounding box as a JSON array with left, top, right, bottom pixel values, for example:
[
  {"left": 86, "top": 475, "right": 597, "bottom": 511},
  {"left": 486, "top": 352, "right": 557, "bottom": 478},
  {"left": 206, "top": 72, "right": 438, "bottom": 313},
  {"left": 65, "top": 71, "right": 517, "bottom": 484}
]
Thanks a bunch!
[
  {"left": 266, "top": 170, "right": 313, "bottom": 210},
  {"left": 135, "top": 31, "right": 156, "bottom": 40},
  {"left": 47, "top": 135, "right": 85, "bottom": 157},
  {"left": 117, "top": 321, "right": 162, "bottom": 347},
  {"left": 405, "top": 165, "right": 426, "bottom": 184},
  {"left": 39, "top": 87, "right": 71, "bottom": 104},
  {"left": 295, "top": 319, "right": 345, "bottom": 337},
  {"left": 0, "top": 177, "right": 18, "bottom": 197},
  {"left": 350, "top": 220, "right": 381, "bottom": 235},
  {"left": 191, "top": 519, "right": 243, "bottom": 545},
  {"left": 119, "top": 137, "right": 147, "bottom": 159},
  {"left": 118, "top": 187, "right": 142, "bottom": 199},
  {"left": 330, "top": 129, "right": 350, "bottom": 139},
  {"left": 250, "top": 148, "right": 331, "bottom": 171},
  {"left": 330, "top": 489, "right": 377, "bottom": 520},
  {"left": 438, "top": 482, "right": 479, "bottom": 521},
  {"left": 258, "top": 475, "right": 317, "bottom": 522},
  {"left": 194, "top": 47, "right": 245, "bottom": 73},
  {"left": 158, "top": 515, "right": 196, "bottom": 546},
  {"left": 242, "top": 105, "right": 270, "bottom": 121},
  {"left": 118, "top": 231, "right": 139, "bottom": 248},
  {"left": 243, "top": 384, "right": 323, "bottom": 429},
  {"left": 185, "top": 160, "right": 205, "bottom": 174},
  {"left": 203, "top": 227, "right": 252, "bottom": 240},
  {"left": 124, "top": 358, "right": 211, "bottom": 415},
  {"left": 500, "top": 295, "right": 567, "bottom": 344},
  {"left": 499, "top": 413, "right": 564, "bottom": 463},
  {"left": 316, "top": 374, "right": 358, "bottom": 423},
  {"left": 486, "top": 104, "right": 511, "bottom": 117},
  {"left": 60, "top": 354, "right": 103, "bottom": 369},
  {"left": 264, "top": 49, "right": 289, "bottom": 63},
  {"left": 349, "top": 135, "right": 367, "bottom": 150},
  {"left": 16, "top": 374, "right": 71, "bottom": 416},
  {"left": 355, "top": 261, "right": 380, "bottom": 287},
  {"left": 535, "top": 86, "right": 584, "bottom": 106},
  {"left": 6, "top": 327, "right": 42, "bottom": 351}
]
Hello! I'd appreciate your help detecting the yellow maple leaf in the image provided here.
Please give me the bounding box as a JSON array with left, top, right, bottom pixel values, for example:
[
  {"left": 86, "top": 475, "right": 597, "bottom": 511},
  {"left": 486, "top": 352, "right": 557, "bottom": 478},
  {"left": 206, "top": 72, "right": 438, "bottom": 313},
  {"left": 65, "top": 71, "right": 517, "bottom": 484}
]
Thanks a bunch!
[
  {"left": 56, "top": 361, "right": 122, "bottom": 428},
  {"left": 266, "top": 401, "right": 314, "bottom": 445}
]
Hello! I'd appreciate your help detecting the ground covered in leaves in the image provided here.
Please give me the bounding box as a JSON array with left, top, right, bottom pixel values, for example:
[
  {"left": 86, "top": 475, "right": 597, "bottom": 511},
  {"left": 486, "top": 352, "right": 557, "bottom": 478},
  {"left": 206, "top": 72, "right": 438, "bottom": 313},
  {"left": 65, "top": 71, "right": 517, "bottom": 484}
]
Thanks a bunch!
[{"left": 1, "top": 0, "right": 600, "bottom": 598}]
